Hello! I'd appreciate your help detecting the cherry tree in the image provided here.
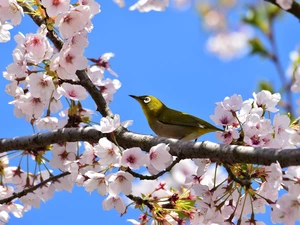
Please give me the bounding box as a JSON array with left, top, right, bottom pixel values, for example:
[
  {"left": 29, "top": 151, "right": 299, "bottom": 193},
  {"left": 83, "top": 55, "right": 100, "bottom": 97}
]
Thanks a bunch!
[{"left": 0, "top": 0, "right": 300, "bottom": 224}]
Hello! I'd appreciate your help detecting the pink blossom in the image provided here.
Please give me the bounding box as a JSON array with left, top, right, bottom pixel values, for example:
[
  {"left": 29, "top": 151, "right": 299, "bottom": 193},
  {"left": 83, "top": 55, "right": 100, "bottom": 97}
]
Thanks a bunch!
[
  {"left": 93, "top": 114, "right": 121, "bottom": 133},
  {"left": 12, "top": 93, "right": 48, "bottom": 120},
  {"left": 120, "top": 147, "right": 147, "bottom": 170},
  {"left": 55, "top": 5, "right": 91, "bottom": 39},
  {"left": 220, "top": 94, "right": 243, "bottom": 112},
  {"left": 57, "top": 83, "right": 88, "bottom": 101},
  {"left": 83, "top": 171, "right": 108, "bottom": 195},
  {"left": 210, "top": 105, "right": 237, "bottom": 126},
  {"left": 113, "top": 0, "right": 125, "bottom": 8},
  {"left": 108, "top": 171, "right": 134, "bottom": 196},
  {"left": 59, "top": 46, "right": 88, "bottom": 74},
  {"left": 42, "top": 0, "right": 70, "bottom": 17},
  {"left": 0, "top": 21, "right": 13, "bottom": 42},
  {"left": 148, "top": 143, "right": 172, "bottom": 171},
  {"left": 35, "top": 117, "right": 59, "bottom": 131},
  {"left": 94, "top": 137, "right": 120, "bottom": 166},
  {"left": 0, "top": 0, "right": 24, "bottom": 25},
  {"left": 100, "top": 78, "right": 121, "bottom": 103},
  {"left": 20, "top": 192, "right": 40, "bottom": 209},
  {"left": 216, "top": 128, "right": 239, "bottom": 144},
  {"left": 253, "top": 90, "right": 281, "bottom": 113},
  {"left": 276, "top": 0, "right": 293, "bottom": 10},
  {"left": 129, "top": 0, "right": 169, "bottom": 12},
  {"left": 15, "top": 26, "right": 53, "bottom": 64},
  {"left": 102, "top": 194, "right": 126, "bottom": 214},
  {"left": 26, "top": 72, "right": 55, "bottom": 98}
]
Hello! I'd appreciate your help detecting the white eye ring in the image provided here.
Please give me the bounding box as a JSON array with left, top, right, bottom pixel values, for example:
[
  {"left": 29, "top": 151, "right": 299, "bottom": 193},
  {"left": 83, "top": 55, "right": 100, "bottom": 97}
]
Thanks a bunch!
[{"left": 144, "top": 97, "right": 151, "bottom": 103}]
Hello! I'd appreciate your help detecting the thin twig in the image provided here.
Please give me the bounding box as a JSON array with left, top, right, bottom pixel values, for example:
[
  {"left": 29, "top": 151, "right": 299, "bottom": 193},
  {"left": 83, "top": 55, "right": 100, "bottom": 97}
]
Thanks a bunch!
[
  {"left": 266, "top": 7, "right": 294, "bottom": 116},
  {"left": 0, "top": 171, "right": 70, "bottom": 204},
  {"left": 126, "top": 157, "right": 181, "bottom": 180},
  {"left": 126, "top": 194, "right": 154, "bottom": 210}
]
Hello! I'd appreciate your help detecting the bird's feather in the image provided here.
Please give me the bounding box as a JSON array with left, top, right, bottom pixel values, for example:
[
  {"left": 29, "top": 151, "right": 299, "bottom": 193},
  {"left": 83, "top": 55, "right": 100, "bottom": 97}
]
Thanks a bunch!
[{"left": 157, "top": 108, "right": 222, "bottom": 131}]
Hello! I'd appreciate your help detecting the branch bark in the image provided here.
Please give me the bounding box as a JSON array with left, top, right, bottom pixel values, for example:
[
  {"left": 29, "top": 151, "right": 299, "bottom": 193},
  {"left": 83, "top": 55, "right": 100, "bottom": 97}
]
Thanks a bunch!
[
  {"left": 1, "top": 127, "right": 300, "bottom": 168},
  {"left": 265, "top": 0, "right": 300, "bottom": 20}
]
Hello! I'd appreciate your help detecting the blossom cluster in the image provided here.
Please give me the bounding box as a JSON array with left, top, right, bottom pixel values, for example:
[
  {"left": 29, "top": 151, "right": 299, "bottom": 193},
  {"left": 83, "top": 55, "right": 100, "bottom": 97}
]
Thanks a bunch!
[{"left": 2, "top": 0, "right": 120, "bottom": 131}]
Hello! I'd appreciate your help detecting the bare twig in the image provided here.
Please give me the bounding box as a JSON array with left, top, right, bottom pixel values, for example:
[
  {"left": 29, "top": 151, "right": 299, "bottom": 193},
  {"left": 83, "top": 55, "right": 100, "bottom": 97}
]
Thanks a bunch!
[
  {"left": 126, "top": 157, "right": 181, "bottom": 180},
  {"left": 0, "top": 171, "right": 70, "bottom": 204},
  {"left": 127, "top": 194, "right": 154, "bottom": 210},
  {"left": 266, "top": 5, "right": 294, "bottom": 116}
]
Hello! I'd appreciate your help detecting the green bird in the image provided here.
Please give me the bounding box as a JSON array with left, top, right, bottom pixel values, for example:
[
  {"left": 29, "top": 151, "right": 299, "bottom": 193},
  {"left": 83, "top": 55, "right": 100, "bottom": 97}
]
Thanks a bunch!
[{"left": 130, "top": 95, "right": 223, "bottom": 141}]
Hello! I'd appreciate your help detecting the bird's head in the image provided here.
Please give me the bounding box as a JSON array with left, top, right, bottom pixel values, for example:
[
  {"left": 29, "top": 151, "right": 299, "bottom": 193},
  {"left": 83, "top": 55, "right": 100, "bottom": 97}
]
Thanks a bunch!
[{"left": 129, "top": 95, "right": 166, "bottom": 118}]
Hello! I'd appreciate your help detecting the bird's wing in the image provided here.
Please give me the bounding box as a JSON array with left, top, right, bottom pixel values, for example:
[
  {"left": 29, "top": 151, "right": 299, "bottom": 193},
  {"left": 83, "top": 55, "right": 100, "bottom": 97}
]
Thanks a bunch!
[{"left": 157, "top": 108, "right": 221, "bottom": 130}]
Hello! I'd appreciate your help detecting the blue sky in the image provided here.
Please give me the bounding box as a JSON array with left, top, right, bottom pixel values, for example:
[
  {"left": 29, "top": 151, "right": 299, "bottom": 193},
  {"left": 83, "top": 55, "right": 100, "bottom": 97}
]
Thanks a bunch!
[{"left": 1, "top": 1, "right": 299, "bottom": 224}]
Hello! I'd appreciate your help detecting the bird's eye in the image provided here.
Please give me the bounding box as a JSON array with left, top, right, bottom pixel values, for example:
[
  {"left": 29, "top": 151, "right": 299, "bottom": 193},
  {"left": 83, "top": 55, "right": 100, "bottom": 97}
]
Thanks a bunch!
[{"left": 143, "top": 97, "right": 151, "bottom": 104}]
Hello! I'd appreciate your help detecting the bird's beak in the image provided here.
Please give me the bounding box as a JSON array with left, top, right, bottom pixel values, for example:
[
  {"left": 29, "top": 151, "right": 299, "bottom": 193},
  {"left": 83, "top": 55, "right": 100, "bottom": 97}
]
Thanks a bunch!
[{"left": 129, "top": 95, "right": 139, "bottom": 100}]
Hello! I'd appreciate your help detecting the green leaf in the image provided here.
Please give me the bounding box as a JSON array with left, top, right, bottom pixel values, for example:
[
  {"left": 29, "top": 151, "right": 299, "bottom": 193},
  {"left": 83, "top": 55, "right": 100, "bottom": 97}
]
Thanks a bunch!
[
  {"left": 248, "top": 38, "right": 270, "bottom": 58},
  {"left": 257, "top": 80, "right": 274, "bottom": 93}
]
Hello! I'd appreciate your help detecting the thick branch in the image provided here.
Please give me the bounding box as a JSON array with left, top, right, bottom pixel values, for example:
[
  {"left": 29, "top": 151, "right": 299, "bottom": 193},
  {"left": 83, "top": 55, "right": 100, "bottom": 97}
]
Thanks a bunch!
[
  {"left": 265, "top": 0, "right": 300, "bottom": 20},
  {"left": 1, "top": 127, "right": 300, "bottom": 168}
]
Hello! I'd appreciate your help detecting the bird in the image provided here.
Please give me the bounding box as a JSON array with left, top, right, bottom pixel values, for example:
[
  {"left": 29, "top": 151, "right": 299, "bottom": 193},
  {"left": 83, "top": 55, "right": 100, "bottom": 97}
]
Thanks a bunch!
[{"left": 129, "top": 95, "right": 223, "bottom": 141}]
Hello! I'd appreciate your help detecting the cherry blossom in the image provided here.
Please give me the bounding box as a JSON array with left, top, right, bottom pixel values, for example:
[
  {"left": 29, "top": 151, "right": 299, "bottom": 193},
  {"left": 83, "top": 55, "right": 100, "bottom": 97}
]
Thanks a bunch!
[
  {"left": 83, "top": 171, "right": 108, "bottom": 195},
  {"left": 210, "top": 105, "right": 237, "bottom": 126},
  {"left": 49, "top": 143, "right": 77, "bottom": 170},
  {"left": 113, "top": 0, "right": 125, "bottom": 8},
  {"left": 148, "top": 143, "right": 172, "bottom": 171},
  {"left": 129, "top": 0, "right": 169, "bottom": 12},
  {"left": 93, "top": 114, "right": 121, "bottom": 133},
  {"left": 42, "top": 0, "right": 70, "bottom": 17},
  {"left": 59, "top": 45, "right": 88, "bottom": 74},
  {"left": 220, "top": 94, "right": 243, "bottom": 112},
  {"left": 216, "top": 128, "right": 239, "bottom": 144},
  {"left": 0, "top": 21, "right": 13, "bottom": 42},
  {"left": 26, "top": 72, "right": 55, "bottom": 98},
  {"left": 35, "top": 117, "right": 59, "bottom": 131},
  {"left": 206, "top": 30, "right": 249, "bottom": 60},
  {"left": 89, "top": 52, "right": 118, "bottom": 77},
  {"left": 276, "top": 0, "right": 293, "bottom": 10},
  {"left": 57, "top": 83, "right": 88, "bottom": 101},
  {"left": 11, "top": 93, "right": 48, "bottom": 120},
  {"left": 108, "top": 171, "right": 134, "bottom": 195},
  {"left": 100, "top": 78, "right": 121, "bottom": 103},
  {"left": 102, "top": 194, "right": 126, "bottom": 214},
  {"left": 55, "top": 5, "right": 91, "bottom": 39},
  {"left": 253, "top": 90, "right": 281, "bottom": 112},
  {"left": 94, "top": 137, "right": 120, "bottom": 166},
  {"left": 15, "top": 25, "right": 53, "bottom": 64},
  {"left": 0, "top": 0, "right": 24, "bottom": 25},
  {"left": 120, "top": 147, "right": 148, "bottom": 170},
  {"left": 78, "top": 0, "right": 101, "bottom": 17}
]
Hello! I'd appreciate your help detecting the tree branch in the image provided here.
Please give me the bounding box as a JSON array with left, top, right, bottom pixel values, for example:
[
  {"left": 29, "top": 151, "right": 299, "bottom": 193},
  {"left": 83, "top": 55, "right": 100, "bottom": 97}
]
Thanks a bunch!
[
  {"left": 265, "top": 0, "right": 300, "bottom": 20},
  {"left": 126, "top": 157, "right": 181, "bottom": 180},
  {"left": 1, "top": 127, "right": 300, "bottom": 168},
  {"left": 0, "top": 171, "right": 70, "bottom": 204}
]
